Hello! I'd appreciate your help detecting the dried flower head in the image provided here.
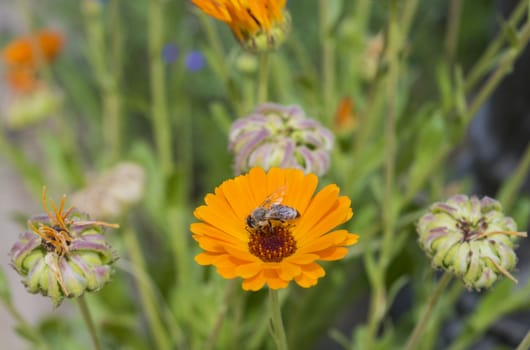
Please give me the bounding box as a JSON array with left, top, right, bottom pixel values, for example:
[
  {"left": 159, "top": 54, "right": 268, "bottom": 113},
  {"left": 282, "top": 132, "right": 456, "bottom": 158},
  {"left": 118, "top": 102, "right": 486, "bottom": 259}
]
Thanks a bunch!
[
  {"left": 229, "top": 103, "right": 334, "bottom": 176},
  {"left": 71, "top": 162, "right": 145, "bottom": 219},
  {"left": 9, "top": 187, "right": 119, "bottom": 306},
  {"left": 417, "top": 195, "right": 527, "bottom": 290},
  {"left": 191, "top": 167, "right": 358, "bottom": 290},
  {"left": 192, "top": 0, "right": 291, "bottom": 53}
]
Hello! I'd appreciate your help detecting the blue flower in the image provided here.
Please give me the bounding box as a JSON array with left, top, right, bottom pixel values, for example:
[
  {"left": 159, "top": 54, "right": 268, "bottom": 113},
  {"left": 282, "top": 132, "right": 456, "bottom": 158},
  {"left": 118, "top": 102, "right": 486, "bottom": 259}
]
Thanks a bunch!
[
  {"left": 185, "top": 51, "right": 206, "bottom": 72},
  {"left": 162, "top": 44, "right": 179, "bottom": 64}
]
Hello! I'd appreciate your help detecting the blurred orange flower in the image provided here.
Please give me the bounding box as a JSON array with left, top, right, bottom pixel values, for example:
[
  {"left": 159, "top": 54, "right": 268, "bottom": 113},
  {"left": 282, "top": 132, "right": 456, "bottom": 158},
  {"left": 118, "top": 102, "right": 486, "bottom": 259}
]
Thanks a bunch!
[
  {"left": 191, "top": 167, "right": 358, "bottom": 291},
  {"left": 192, "top": 0, "right": 290, "bottom": 52},
  {"left": 2, "top": 30, "right": 64, "bottom": 67},
  {"left": 1, "top": 29, "right": 63, "bottom": 95}
]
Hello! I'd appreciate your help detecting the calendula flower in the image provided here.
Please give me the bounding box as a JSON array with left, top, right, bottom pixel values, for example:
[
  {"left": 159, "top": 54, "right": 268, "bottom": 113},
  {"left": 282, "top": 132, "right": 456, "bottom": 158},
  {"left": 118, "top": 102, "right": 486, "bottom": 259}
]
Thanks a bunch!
[
  {"left": 2, "top": 30, "right": 63, "bottom": 96},
  {"left": 417, "top": 195, "right": 527, "bottom": 290},
  {"left": 71, "top": 162, "right": 145, "bottom": 219},
  {"left": 2, "top": 29, "right": 63, "bottom": 68},
  {"left": 191, "top": 167, "right": 358, "bottom": 291},
  {"left": 9, "top": 188, "right": 118, "bottom": 306},
  {"left": 192, "top": 0, "right": 291, "bottom": 53},
  {"left": 229, "top": 103, "right": 334, "bottom": 176}
]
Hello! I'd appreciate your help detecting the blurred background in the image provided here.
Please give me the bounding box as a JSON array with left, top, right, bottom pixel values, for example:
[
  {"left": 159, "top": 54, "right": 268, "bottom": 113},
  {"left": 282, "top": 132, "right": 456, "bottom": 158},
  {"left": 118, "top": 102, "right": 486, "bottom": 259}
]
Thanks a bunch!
[{"left": 0, "top": 0, "right": 529, "bottom": 349}]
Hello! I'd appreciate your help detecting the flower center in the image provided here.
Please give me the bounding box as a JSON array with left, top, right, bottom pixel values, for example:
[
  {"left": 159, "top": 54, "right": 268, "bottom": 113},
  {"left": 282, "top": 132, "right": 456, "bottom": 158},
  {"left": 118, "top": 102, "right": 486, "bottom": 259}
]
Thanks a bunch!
[
  {"left": 248, "top": 223, "right": 297, "bottom": 262},
  {"left": 457, "top": 217, "right": 488, "bottom": 241}
]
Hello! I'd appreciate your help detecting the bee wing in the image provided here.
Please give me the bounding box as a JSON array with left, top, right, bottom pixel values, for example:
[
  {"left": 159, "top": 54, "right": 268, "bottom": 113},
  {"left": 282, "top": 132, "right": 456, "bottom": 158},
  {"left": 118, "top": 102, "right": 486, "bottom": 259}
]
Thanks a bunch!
[{"left": 260, "top": 185, "right": 287, "bottom": 208}]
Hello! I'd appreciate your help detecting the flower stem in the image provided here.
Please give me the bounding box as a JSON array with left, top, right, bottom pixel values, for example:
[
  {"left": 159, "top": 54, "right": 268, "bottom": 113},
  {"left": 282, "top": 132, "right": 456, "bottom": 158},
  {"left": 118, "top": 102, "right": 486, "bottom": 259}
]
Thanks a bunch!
[
  {"left": 319, "top": 0, "right": 335, "bottom": 120},
  {"left": 257, "top": 53, "right": 270, "bottom": 103},
  {"left": 444, "top": 0, "right": 463, "bottom": 64},
  {"left": 205, "top": 280, "right": 236, "bottom": 350},
  {"left": 498, "top": 141, "right": 530, "bottom": 211},
  {"left": 516, "top": 328, "right": 530, "bottom": 350},
  {"left": 123, "top": 225, "right": 172, "bottom": 350},
  {"left": 464, "top": 0, "right": 528, "bottom": 92},
  {"left": 404, "top": 272, "right": 452, "bottom": 350},
  {"left": 269, "top": 289, "right": 289, "bottom": 350},
  {"left": 82, "top": 0, "right": 123, "bottom": 164},
  {"left": 77, "top": 296, "right": 102, "bottom": 350},
  {"left": 149, "top": 0, "right": 173, "bottom": 175}
]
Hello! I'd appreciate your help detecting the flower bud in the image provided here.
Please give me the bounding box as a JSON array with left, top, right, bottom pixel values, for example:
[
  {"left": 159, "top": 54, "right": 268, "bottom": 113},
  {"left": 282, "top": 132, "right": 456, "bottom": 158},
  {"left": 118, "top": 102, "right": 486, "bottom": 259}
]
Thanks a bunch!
[
  {"left": 9, "top": 189, "right": 118, "bottom": 306},
  {"left": 241, "top": 11, "right": 291, "bottom": 53},
  {"left": 229, "top": 103, "right": 334, "bottom": 176},
  {"left": 417, "top": 195, "right": 527, "bottom": 290}
]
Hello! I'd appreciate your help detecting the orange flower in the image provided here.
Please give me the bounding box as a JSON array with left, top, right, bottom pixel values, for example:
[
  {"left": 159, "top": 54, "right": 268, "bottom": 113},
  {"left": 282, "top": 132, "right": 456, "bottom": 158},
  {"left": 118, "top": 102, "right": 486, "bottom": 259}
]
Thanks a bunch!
[
  {"left": 191, "top": 167, "right": 358, "bottom": 291},
  {"left": 5, "top": 67, "right": 40, "bottom": 94},
  {"left": 333, "top": 96, "right": 358, "bottom": 132},
  {"left": 192, "top": 0, "right": 290, "bottom": 52},
  {"left": 2, "top": 30, "right": 64, "bottom": 67}
]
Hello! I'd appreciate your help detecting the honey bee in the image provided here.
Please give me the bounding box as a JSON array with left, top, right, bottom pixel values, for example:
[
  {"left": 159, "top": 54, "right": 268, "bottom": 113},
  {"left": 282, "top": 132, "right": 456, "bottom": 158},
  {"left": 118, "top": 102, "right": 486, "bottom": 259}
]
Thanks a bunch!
[{"left": 246, "top": 186, "right": 300, "bottom": 231}]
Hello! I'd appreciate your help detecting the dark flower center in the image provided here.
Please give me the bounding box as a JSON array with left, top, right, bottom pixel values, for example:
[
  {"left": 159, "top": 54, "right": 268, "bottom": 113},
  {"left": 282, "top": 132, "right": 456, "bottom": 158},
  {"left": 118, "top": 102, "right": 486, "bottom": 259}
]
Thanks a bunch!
[
  {"left": 248, "top": 223, "right": 297, "bottom": 262},
  {"left": 457, "top": 217, "right": 488, "bottom": 241}
]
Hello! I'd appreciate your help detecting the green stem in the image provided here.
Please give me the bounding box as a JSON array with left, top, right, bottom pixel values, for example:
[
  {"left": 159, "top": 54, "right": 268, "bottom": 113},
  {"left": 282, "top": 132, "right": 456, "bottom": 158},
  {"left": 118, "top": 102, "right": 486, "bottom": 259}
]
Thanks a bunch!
[
  {"left": 167, "top": 206, "right": 190, "bottom": 286},
  {"left": 464, "top": 0, "right": 528, "bottom": 92},
  {"left": 77, "top": 296, "right": 102, "bottom": 350},
  {"left": 123, "top": 225, "right": 172, "bottom": 350},
  {"left": 319, "top": 0, "right": 335, "bottom": 119},
  {"left": 498, "top": 141, "right": 530, "bottom": 211},
  {"left": 269, "top": 289, "right": 289, "bottom": 350},
  {"left": 83, "top": 0, "right": 123, "bottom": 163},
  {"left": 257, "top": 53, "right": 270, "bottom": 103},
  {"left": 149, "top": 0, "right": 173, "bottom": 175},
  {"left": 404, "top": 272, "right": 452, "bottom": 350},
  {"left": 196, "top": 11, "right": 244, "bottom": 116},
  {"left": 205, "top": 280, "right": 236, "bottom": 350},
  {"left": 444, "top": 0, "right": 463, "bottom": 63},
  {"left": 381, "top": 0, "right": 399, "bottom": 267},
  {"left": 464, "top": 49, "right": 517, "bottom": 124},
  {"left": 516, "top": 328, "right": 530, "bottom": 350}
]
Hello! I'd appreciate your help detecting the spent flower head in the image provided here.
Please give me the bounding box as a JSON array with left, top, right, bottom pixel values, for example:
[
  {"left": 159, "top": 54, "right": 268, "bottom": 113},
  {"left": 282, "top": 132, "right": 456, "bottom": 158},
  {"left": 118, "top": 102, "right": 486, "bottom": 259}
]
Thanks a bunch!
[
  {"left": 191, "top": 167, "right": 358, "bottom": 290},
  {"left": 229, "top": 103, "right": 334, "bottom": 176},
  {"left": 71, "top": 162, "right": 145, "bottom": 219},
  {"left": 9, "top": 187, "right": 119, "bottom": 306},
  {"left": 192, "top": 0, "right": 291, "bottom": 53},
  {"left": 417, "top": 195, "right": 527, "bottom": 290}
]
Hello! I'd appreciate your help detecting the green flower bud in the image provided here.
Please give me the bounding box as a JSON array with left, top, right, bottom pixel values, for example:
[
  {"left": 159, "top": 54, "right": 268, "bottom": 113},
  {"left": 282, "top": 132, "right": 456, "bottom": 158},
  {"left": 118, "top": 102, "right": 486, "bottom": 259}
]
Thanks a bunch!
[
  {"left": 229, "top": 103, "right": 334, "bottom": 176},
  {"left": 417, "top": 195, "right": 527, "bottom": 290},
  {"left": 9, "top": 188, "right": 119, "bottom": 306},
  {"left": 241, "top": 11, "right": 291, "bottom": 53}
]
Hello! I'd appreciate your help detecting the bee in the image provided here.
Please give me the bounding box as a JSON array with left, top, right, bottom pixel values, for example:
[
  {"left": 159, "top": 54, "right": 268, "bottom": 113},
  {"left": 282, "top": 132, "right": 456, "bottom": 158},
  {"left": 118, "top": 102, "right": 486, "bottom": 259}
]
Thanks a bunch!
[{"left": 246, "top": 186, "right": 300, "bottom": 231}]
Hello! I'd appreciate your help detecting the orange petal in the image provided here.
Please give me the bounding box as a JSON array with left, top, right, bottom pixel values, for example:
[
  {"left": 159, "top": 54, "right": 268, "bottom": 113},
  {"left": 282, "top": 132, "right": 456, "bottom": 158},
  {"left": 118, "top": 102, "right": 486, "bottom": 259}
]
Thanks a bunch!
[
  {"left": 314, "top": 247, "right": 348, "bottom": 261},
  {"left": 277, "top": 262, "right": 302, "bottom": 280},
  {"left": 242, "top": 271, "right": 266, "bottom": 291},
  {"left": 294, "top": 274, "right": 319, "bottom": 288},
  {"left": 300, "top": 263, "right": 325, "bottom": 279},
  {"left": 285, "top": 253, "right": 319, "bottom": 265},
  {"left": 235, "top": 262, "right": 262, "bottom": 278},
  {"left": 294, "top": 185, "right": 341, "bottom": 237}
]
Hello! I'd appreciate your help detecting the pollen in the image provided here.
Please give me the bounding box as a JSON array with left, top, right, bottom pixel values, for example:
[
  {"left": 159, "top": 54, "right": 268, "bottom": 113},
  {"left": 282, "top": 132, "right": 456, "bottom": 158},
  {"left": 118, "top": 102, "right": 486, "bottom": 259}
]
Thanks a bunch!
[{"left": 248, "top": 223, "right": 297, "bottom": 262}]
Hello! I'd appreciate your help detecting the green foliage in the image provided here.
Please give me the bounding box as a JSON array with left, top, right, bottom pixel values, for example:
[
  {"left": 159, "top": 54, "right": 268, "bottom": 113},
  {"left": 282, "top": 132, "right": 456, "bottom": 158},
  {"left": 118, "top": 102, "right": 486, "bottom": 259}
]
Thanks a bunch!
[{"left": 1, "top": 0, "right": 530, "bottom": 349}]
